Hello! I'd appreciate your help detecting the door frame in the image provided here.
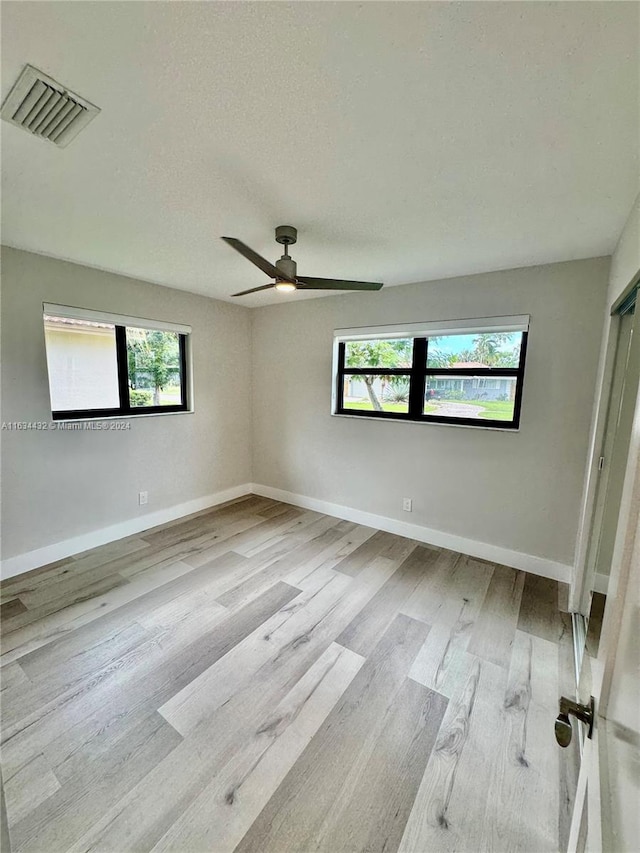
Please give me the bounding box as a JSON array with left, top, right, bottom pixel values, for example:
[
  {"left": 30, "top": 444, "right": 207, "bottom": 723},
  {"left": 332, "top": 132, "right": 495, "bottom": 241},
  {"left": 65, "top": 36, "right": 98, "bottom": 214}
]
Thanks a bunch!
[
  {"left": 568, "top": 355, "right": 640, "bottom": 852},
  {"left": 568, "top": 275, "right": 640, "bottom": 851},
  {"left": 570, "top": 311, "right": 622, "bottom": 615},
  {"left": 572, "top": 274, "right": 640, "bottom": 613}
]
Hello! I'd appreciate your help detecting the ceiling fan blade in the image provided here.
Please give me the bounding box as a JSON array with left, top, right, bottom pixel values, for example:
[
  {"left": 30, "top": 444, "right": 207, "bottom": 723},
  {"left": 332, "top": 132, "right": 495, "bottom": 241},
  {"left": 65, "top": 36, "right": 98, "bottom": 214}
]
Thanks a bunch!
[
  {"left": 296, "top": 276, "right": 384, "bottom": 291},
  {"left": 222, "top": 237, "right": 294, "bottom": 281},
  {"left": 231, "top": 283, "right": 277, "bottom": 297}
]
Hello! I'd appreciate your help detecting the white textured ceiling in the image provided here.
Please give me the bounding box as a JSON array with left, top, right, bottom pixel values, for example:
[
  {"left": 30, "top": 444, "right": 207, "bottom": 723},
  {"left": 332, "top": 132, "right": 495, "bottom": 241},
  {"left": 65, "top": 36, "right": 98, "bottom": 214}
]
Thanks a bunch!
[{"left": 1, "top": 1, "right": 638, "bottom": 306}]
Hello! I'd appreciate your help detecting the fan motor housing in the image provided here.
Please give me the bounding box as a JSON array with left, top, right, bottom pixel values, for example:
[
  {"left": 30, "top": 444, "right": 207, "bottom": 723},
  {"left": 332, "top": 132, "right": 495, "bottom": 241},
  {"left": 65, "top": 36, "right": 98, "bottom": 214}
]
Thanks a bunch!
[
  {"left": 275, "top": 255, "right": 297, "bottom": 280},
  {"left": 275, "top": 225, "right": 297, "bottom": 246}
]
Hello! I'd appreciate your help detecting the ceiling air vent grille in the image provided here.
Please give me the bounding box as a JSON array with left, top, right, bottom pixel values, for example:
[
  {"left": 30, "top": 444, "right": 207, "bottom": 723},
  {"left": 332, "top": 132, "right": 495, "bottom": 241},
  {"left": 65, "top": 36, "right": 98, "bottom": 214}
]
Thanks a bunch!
[{"left": 1, "top": 65, "right": 100, "bottom": 147}]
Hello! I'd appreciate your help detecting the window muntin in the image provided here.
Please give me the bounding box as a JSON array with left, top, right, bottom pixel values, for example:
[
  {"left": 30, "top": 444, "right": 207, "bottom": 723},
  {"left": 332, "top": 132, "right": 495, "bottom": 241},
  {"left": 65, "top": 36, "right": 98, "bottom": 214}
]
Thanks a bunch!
[
  {"left": 43, "top": 311, "right": 189, "bottom": 419},
  {"left": 335, "top": 324, "right": 527, "bottom": 429}
]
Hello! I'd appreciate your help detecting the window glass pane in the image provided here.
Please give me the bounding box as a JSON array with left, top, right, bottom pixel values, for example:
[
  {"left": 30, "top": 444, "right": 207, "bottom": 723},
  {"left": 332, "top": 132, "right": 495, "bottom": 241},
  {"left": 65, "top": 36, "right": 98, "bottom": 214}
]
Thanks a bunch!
[
  {"left": 44, "top": 316, "right": 120, "bottom": 411},
  {"left": 345, "top": 338, "right": 413, "bottom": 369},
  {"left": 426, "top": 331, "right": 523, "bottom": 368},
  {"left": 343, "top": 375, "right": 410, "bottom": 414},
  {"left": 424, "top": 376, "right": 517, "bottom": 421},
  {"left": 126, "top": 327, "right": 182, "bottom": 407}
]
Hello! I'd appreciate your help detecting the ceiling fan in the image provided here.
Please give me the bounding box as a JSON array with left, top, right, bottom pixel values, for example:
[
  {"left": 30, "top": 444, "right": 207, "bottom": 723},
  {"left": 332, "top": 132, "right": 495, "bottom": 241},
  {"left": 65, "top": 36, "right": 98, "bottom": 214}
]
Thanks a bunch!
[{"left": 222, "top": 226, "right": 384, "bottom": 297}]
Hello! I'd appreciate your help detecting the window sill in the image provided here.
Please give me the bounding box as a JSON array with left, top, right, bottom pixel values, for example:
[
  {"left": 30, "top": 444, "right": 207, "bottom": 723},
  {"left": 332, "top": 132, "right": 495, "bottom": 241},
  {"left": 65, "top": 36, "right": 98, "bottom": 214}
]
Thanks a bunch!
[
  {"left": 331, "top": 412, "right": 520, "bottom": 432},
  {"left": 51, "top": 409, "right": 194, "bottom": 423}
]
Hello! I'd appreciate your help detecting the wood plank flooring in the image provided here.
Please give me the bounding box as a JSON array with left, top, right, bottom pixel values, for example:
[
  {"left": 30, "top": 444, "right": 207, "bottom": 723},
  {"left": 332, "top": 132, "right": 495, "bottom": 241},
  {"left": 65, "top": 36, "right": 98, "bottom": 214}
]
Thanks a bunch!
[{"left": 0, "top": 494, "right": 578, "bottom": 853}]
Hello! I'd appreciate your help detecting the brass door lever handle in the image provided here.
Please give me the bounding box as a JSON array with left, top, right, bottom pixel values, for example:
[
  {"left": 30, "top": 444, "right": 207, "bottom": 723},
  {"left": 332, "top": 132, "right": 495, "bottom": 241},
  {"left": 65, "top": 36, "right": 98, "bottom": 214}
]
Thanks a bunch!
[{"left": 554, "top": 696, "right": 595, "bottom": 747}]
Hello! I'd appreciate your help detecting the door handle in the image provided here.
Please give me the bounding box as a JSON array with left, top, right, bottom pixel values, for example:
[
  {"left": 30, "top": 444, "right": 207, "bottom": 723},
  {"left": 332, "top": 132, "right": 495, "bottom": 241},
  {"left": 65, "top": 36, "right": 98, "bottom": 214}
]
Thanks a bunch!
[{"left": 554, "top": 696, "right": 595, "bottom": 747}]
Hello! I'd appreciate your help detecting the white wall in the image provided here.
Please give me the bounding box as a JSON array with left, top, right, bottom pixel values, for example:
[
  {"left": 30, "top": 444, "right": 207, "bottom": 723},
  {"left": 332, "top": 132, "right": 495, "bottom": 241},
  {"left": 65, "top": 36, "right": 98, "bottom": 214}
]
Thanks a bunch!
[
  {"left": 251, "top": 258, "right": 610, "bottom": 571},
  {"left": 0, "top": 247, "right": 252, "bottom": 565},
  {"left": 0, "top": 249, "right": 617, "bottom": 578}
]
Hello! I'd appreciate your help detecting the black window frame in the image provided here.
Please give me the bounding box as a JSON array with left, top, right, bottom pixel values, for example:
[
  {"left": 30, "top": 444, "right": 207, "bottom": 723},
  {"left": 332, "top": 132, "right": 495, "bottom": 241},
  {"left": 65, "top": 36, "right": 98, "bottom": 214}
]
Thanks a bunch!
[
  {"left": 45, "top": 317, "right": 189, "bottom": 420},
  {"left": 335, "top": 331, "right": 528, "bottom": 429}
]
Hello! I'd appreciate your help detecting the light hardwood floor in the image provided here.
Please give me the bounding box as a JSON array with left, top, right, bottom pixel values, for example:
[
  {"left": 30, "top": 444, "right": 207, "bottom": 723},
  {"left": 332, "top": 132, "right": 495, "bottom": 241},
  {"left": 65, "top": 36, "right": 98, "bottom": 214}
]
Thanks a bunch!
[{"left": 0, "top": 495, "right": 579, "bottom": 853}]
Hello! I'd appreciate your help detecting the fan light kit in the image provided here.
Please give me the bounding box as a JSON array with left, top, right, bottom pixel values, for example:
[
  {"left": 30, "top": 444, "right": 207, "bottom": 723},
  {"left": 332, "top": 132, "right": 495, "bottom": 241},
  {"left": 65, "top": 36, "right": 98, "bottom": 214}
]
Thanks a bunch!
[{"left": 222, "top": 226, "right": 384, "bottom": 297}]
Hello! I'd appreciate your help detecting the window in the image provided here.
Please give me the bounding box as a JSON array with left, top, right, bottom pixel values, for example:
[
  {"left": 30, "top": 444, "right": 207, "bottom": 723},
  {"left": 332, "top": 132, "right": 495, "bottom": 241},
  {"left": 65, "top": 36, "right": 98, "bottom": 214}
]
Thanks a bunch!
[
  {"left": 334, "top": 317, "right": 529, "bottom": 429},
  {"left": 43, "top": 304, "right": 190, "bottom": 419}
]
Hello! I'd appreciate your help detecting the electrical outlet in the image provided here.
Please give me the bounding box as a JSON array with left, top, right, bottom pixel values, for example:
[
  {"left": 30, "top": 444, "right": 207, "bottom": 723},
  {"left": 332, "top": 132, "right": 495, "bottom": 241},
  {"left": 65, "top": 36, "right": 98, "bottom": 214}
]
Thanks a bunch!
[
  {"left": 403, "top": 497, "right": 412, "bottom": 512},
  {"left": 138, "top": 491, "right": 148, "bottom": 506}
]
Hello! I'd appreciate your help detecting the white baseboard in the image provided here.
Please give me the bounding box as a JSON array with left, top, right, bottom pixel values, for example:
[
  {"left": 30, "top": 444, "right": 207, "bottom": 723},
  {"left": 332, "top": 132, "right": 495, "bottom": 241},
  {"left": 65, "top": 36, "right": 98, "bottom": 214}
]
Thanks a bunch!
[
  {"left": 250, "top": 483, "right": 573, "bottom": 584},
  {"left": 1, "top": 480, "right": 573, "bottom": 585},
  {"left": 0, "top": 483, "right": 253, "bottom": 581}
]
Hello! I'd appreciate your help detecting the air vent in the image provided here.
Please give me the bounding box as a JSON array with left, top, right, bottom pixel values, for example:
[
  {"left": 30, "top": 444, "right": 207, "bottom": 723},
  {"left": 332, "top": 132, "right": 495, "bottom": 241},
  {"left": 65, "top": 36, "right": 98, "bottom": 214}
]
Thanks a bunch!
[{"left": 1, "top": 65, "right": 100, "bottom": 148}]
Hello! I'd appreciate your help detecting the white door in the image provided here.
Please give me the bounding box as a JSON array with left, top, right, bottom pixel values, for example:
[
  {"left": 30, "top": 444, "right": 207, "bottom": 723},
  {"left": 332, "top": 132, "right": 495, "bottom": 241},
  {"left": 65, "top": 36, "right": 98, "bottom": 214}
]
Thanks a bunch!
[{"left": 566, "top": 292, "right": 639, "bottom": 852}]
